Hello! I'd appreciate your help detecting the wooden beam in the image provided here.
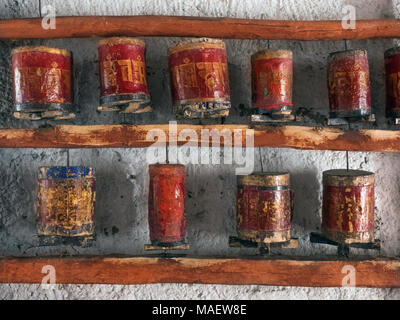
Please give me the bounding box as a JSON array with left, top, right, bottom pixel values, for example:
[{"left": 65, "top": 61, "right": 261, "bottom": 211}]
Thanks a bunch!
[
  {"left": 0, "top": 256, "right": 399, "bottom": 287},
  {"left": 1, "top": 124, "right": 400, "bottom": 152},
  {"left": 1, "top": 16, "right": 400, "bottom": 40}
]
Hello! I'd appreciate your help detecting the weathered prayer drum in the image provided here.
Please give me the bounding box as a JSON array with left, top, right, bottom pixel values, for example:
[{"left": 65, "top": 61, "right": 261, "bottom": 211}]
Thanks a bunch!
[
  {"left": 385, "top": 47, "right": 400, "bottom": 118},
  {"left": 98, "top": 37, "right": 151, "bottom": 113},
  {"left": 322, "top": 169, "right": 374, "bottom": 244},
  {"left": 168, "top": 38, "right": 231, "bottom": 119},
  {"left": 37, "top": 167, "right": 96, "bottom": 246},
  {"left": 236, "top": 173, "right": 293, "bottom": 243},
  {"left": 12, "top": 46, "right": 74, "bottom": 120},
  {"left": 327, "top": 49, "right": 371, "bottom": 118},
  {"left": 251, "top": 49, "right": 293, "bottom": 115},
  {"left": 148, "top": 164, "right": 186, "bottom": 246}
]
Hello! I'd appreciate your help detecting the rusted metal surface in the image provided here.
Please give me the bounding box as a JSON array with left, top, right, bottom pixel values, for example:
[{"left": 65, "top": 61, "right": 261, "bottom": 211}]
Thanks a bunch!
[
  {"left": 37, "top": 167, "right": 96, "bottom": 246},
  {"left": 236, "top": 172, "right": 293, "bottom": 244},
  {"left": 97, "top": 37, "right": 151, "bottom": 113},
  {"left": 385, "top": 47, "right": 400, "bottom": 118},
  {"left": 148, "top": 164, "right": 186, "bottom": 246},
  {"left": 327, "top": 49, "right": 371, "bottom": 119},
  {"left": 12, "top": 46, "right": 74, "bottom": 120},
  {"left": 322, "top": 169, "right": 375, "bottom": 244},
  {"left": 251, "top": 49, "right": 293, "bottom": 116},
  {"left": 168, "top": 38, "right": 231, "bottom": 118}
]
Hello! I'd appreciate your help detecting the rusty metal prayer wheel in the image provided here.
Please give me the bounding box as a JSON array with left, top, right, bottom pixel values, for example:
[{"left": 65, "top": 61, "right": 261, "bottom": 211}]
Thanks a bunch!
[
  {"left": 236, "top": 172, "right": 294, "bottom": 244},
  {"left": 322, "top": 169, "right": 375, "bottom": 244},
  {"left": 385, "top": 47, "right": 400, "bottom": 118},
  {"left": 168, "top": 38, "right": 231, "bottom": 119},
  {"left": 327, "top": 49, "right": 371, "bottom": 118},
  {"left": 12, "top": 46, "right": 74, "bottom": 120},
  {"left": 98, "top": 37, "right": 151, "bottom": 113},
  {"left": 37, "top": 167, "right": 96, "bottom": 246},
  {"left": 251, "top": 49, "right": 293, "bottom": 115},
  {"left": 148, "top": 164, "right": 186, "bottom": 246}
]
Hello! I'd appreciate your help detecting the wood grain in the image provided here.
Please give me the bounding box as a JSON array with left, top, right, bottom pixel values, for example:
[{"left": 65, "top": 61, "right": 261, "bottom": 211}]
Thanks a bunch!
[
  {"left": 1, "top": 124, "right": 400, "bottom": 152},
  {"left": 0, "top": 16, "right": 399, "bottom": 40},
  {"left": 0, "top": 256, "right": 399, "bottom": 287}
]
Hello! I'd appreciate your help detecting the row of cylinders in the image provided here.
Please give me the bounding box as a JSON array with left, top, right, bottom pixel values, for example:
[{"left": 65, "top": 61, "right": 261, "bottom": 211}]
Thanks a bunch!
[
  {"left": 11, "top": 37, "right": 400, "bottom": 120},
  {"left": 35, "top": 165, "right": 375, "bottom": 248}
]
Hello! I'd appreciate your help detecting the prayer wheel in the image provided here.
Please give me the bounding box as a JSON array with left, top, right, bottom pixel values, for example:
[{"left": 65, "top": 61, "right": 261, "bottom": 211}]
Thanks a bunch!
[
  {"left": 236, "top": 172, "right": 294, "bottom": 243},
  {"left": 12, "top": 46, "right": 74, "bottom": 120},
  {"left": 37, "top": 167, "right": 96, "bottom": 246},
  {"left": 385, "top": 47, "right": 400, "bottom": 118},
  {"left": 251, "top": 49, "right": 293, "bottom": 115},
  {"left": 98, "top": 37, "right": 151, "bottom": 113},
  {"left": 327, "top": 49, "right": 371, "bottom": 118},
  {"left": 168, "top": 38, "right": 231, "bottom": 119},
  {"left": 322, "top": 169, "right": 375, "bottom": 244},
  {"left": 148, "top": 164, "right": 186, "bottom": 246}
]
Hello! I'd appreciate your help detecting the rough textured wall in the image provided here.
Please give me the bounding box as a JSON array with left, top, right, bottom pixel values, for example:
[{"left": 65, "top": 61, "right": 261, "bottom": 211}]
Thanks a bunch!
[{"left": 1, "top": 0, "right": 400, "bottom": 299}]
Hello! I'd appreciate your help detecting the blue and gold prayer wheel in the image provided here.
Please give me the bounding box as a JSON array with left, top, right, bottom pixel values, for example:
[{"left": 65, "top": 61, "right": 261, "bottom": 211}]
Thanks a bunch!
[{"left": 37, "top": 167, "right": 96, "bottom": 246}]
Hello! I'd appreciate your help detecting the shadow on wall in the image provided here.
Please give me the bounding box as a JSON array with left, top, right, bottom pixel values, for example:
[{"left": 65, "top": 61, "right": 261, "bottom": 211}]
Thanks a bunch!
[{"left": 291, "top": 169, "right": 322, "bottom": 235}]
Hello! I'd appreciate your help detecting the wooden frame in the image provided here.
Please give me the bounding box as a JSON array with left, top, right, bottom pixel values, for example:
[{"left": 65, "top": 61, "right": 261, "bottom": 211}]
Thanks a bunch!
[
  {"left": 0, "top": 256, "right": 398, "bottom": 287},
  {"left": 1, "top": 16, "right": 400, "bottom": 40},
  {"left": 1, "top": 16, "right": 400, "bottom": 288},
  {"left": 1, "top": 124, "right": 400, "bottom": 152}
]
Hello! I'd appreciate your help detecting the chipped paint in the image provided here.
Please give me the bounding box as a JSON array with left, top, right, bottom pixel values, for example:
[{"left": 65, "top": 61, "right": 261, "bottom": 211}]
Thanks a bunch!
[
  {"left": 148, "top": 164, "right": 186, "bottom": 245},
  {"left": 37, "top": 167, "right": 96, "bottom": 240},
  {"left": 322, "top": 169, "right": 374, "bottom": 244},
  {"left": 236, "top": 173, "right": 292, "bottom": 243}
]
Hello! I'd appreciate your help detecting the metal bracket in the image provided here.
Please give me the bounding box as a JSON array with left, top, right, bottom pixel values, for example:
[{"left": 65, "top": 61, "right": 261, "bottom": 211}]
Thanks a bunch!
[
  {"left": 310, "top": 232, "right": 380, "bottom": 258},
  {"left": 144, "top": 243, "right": 190, "bottom": 251},
  {"left": 229, "top": 236, "right": 298, "bottom": 255},
  {"left": 144, "top": 243, "right": 190, "bottom": 258},
  {"left": 327, "top": 113, "right": 375, "bottom": 126}
]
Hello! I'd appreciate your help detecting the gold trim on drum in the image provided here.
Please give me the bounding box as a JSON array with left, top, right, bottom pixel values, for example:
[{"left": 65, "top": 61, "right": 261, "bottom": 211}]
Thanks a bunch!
[
  {"left": 168, "top": 38, "right": 226, "bottom": 55},
  {"left": 238, "top": 229, "right": 291, "bottom": 244},
  {"left": 173, "top": 96, "right": 230, "bottom": 104},
  {"left": 321, "top": 227, "right": 374, "bottom": 244},
  {"left": 98, "top": 37, "right": 145, "bottom": 47},
  {"left": 238, "top": 172, "right": 290, "bottom": 187},
  {"left": 323, "top": 169, "right": 374, "bottom": 187},
  {"left": 251, "top": 49, "right": 292, "bottom": 61},
  {"left": 12, "top": 46, "right": 71, "bottom": 57},
  {"left": 328, "top": 49, "right": 368, "bottom": 62}
]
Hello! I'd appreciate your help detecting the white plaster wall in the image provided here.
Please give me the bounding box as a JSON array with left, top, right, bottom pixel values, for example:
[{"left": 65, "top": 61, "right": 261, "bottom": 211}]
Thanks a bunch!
[{"left": 0, "top": 0, "right": 400, "bottom": 299}]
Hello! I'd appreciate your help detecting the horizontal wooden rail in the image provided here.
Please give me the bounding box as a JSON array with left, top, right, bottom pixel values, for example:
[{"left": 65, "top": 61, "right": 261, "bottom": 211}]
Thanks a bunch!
[
  {"left": 0, "top": 256, "right": 399, "bottom": 287},
  {"left": 1, "top": 16, "right": 400, "bottom": 40},
  {"left": 1, "top": 124, "right": 400, "bottom": 152}
]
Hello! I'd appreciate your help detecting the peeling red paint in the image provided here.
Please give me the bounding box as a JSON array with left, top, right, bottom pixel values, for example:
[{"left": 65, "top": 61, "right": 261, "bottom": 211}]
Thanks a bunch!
[{"left": 148, "top": 164, "right": 186, "bottom": 245}]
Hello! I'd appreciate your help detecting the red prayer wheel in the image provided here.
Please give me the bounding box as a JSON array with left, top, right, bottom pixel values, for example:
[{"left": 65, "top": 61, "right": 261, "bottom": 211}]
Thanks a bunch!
[
  {"left": 12, "top": 46, "right": 74, "bottom": 120},
  {"left": 236, "top": 173, "right": 294, "bottom": 243},
  {"left": 385, "top": 47, "right": 400, "bottom": 118},
  {"left": 98, "top": 37, "right": 151, "bottom": 113},
  {"left": 251, "top": 49, "right": 293, "bottom": 115},
  {"left": 322, "top": 169, "right": 374, "bottom": 244},
  {"left": 327, "top": 49, "right": 371, "bottom": 118},
  {"left": 148, "top": 164, "right": 186, "bottom": 246},
  {"left": 37, "top": 167, "right": 96, "bottom": 246},
  {"left": 168, "top": 38, "right": 231, "bottom": 119}
]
